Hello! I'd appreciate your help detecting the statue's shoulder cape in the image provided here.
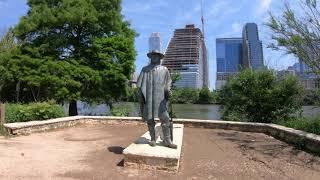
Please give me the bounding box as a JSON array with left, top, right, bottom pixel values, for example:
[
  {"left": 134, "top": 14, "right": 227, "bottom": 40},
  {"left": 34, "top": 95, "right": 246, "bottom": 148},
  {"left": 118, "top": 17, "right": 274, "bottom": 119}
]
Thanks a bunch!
[{"left": 137, "top": 65, "right": 169, "bottom": 101}]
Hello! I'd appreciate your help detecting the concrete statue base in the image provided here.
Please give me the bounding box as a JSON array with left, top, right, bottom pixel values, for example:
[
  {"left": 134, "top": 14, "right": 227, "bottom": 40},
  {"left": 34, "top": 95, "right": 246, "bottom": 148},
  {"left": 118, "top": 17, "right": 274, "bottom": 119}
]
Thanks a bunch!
[{"left": 123, "top": 123, "right": 184, "bottom": 172}]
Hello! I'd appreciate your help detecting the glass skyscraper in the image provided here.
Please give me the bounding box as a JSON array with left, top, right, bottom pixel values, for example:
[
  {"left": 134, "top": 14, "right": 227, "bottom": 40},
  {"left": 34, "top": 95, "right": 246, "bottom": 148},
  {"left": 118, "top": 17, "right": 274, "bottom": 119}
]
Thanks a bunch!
[
  {"left": 215, "top": 23, "right": 265, "bottom": 89},
  {"left": 216, "top": 38, "right": 243, "bottom": 72},
  {"left": 242, "top": 23, "right": 264, "bottom": 69},
  {"left": 216, "top": 38, "right": 243, "bottom": 89}
]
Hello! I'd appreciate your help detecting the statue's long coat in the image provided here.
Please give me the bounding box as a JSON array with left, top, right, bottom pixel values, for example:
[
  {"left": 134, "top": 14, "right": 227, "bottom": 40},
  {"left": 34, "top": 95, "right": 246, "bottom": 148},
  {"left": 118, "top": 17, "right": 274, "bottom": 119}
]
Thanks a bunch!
[{"left": 137, "top": 64, "right": 172, "bottom": 121}]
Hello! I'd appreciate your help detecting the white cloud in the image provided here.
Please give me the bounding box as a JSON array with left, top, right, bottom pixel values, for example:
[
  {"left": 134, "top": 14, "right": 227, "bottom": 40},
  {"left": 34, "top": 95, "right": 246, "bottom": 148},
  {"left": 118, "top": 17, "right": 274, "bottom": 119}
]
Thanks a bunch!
[
  {"left": 260, "top": 0, "right": 272, "bottom": 9},
  {"left": 256, "top": 0, "right": 272, "bottom": 15},
  {"left": 231, "top": 22, "right": 242, "bottom": 34},
  {"left": 205, "top": 0, "right": 245, "bottom": 27}
]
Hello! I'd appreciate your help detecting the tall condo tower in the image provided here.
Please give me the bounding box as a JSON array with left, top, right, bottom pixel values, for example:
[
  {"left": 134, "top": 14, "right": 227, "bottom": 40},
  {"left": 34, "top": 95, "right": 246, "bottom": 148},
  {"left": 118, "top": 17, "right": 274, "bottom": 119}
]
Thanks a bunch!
[
  {"left": 162, "top": 24, "right": 208, "bottom": 89},
  {"left": 242, "top": 23, "right": 264, "bottom": 69},
  {"left": 149, "top": 32, "right": 161, "bottom": 52}
]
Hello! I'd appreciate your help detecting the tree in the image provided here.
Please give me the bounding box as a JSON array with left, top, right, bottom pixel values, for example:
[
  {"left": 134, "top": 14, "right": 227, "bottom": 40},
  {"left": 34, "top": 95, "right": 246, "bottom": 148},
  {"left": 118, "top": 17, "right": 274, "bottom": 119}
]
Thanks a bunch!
[
  {"left": 170, "top": 88, "right": 199, "bottom": 104},
  {"left": 266, "top": 0, "right": 320, "bottom": 74},
  {"left": 12, "top": 0, "right": 136, "bottom": 115},
  {"left": 219, "top": 69, "right": 303, "bottom": 123},
  {"left": 198, "top": 87, "right": 214, "bottom": 104},
  {"left": 170, "top": 71, "right": 181, "bottom": 90},
  {"left": 0, "top": 29, "right": 19, "bottom": 101},
  {"left": 0, "top": 29, "right": 17, "bottom": 53}
]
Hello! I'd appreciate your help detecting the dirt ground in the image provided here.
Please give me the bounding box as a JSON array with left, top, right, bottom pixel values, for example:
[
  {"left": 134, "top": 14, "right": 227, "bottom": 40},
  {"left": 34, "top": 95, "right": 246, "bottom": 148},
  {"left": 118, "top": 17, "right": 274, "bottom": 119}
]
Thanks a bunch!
[{"left": 0, "top": 123, "right": 320, "bottom": 180}]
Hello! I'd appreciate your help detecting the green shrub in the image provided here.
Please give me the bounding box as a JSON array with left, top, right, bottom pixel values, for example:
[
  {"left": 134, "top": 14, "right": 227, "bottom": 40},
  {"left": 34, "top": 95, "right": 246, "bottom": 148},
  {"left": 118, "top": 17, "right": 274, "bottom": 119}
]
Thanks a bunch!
[
  {"left": 170, "top": 88, "right": 199, "bottom": 104},
  {"left": 198, "top": 87, "right": 215, "bottom": 104},
  {"left": 277, "top": 117, "right": 320, "bottom": 135},
  {"left": 219, "top": 69, "right": 303, "bottom": 123},
  {"left": 302, "top": 89, "right": 320, "bottom": 106},
  {"left": 5, "top": 101, "right": 65, "bottom": 123},
  {"left": 111, "top": 107, "right": 129, "bottom": 117}
]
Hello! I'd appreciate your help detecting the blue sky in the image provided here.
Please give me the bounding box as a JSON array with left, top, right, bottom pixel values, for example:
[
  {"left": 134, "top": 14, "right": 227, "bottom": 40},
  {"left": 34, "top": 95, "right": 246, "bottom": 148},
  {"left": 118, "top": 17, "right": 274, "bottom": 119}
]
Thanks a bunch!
[{"left": 0, "top": 0, "right": 300, "bottom": 89}]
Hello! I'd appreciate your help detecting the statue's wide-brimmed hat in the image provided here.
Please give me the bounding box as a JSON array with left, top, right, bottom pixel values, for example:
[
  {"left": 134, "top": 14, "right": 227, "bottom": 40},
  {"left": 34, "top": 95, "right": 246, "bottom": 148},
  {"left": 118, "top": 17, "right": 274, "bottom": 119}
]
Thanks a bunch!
[{"left": 147, "top": 50, "right": 164, "bottom": 59}]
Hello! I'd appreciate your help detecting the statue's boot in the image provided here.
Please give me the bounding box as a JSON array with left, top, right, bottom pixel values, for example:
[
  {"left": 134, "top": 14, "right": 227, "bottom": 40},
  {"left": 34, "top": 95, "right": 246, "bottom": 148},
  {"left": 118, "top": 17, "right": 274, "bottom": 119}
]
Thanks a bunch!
[
  {"left": 147, "top": 121, "right": 156, "bottom": 147},
  {"left": 161, "top": 123, "right": 177, "bottom": 149}
]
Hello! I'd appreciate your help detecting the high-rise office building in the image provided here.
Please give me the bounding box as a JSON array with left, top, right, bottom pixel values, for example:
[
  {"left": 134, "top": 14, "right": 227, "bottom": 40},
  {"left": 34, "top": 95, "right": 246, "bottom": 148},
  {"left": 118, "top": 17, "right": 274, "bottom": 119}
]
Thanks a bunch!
[
  {"left": 149, "top": 32, "right": 161, "bottom": 52},
  {"left": 216, "top": 38, "right": 243, "bottom": 89},
  {"left": 242, "top": 23, "right": 264, "bottom": 69},
  {"left": 216, "top": 38, "right": 243, "bottom": 72},
  {"left": 215, "top": 23, "right": 265, "bottom": 89},
  {"left": 162, "top": 24, "right": 208, "bottom": 89}
]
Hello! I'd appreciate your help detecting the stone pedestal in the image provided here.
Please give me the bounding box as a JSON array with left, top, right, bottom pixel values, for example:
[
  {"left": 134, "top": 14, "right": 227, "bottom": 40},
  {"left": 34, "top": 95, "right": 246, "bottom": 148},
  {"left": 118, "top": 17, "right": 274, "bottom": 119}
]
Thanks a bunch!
[{"left": 123, "top": 123, "right": 184, "bottom": 172}]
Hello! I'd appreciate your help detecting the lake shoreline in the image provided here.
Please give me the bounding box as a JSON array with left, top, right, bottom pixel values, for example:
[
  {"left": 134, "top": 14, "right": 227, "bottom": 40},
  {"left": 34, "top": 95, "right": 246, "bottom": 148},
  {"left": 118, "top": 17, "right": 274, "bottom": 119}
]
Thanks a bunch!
[{"left": 74, "top": 102, "right": 320, "bottom": 120}]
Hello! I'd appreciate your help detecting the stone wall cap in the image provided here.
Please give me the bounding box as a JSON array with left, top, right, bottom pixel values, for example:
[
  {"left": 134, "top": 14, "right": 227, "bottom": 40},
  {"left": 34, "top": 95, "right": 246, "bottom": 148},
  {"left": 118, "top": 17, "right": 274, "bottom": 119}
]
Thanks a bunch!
[
  {"left": 3, "top": 116, "right": 320, "bottom": 143},
  {"left": 267, "top": 124, "right": 320, "bottom": 141}
]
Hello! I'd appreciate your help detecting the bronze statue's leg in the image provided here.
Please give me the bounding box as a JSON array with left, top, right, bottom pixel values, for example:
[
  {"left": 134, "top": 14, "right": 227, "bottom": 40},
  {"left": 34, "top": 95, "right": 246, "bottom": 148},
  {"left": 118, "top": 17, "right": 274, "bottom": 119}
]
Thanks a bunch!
[
  {"left": 160, "top": 116, "right": 177, "bottom": 149},
  {"left": 147, "top": 120, "right": 156, "bottom": 147}
]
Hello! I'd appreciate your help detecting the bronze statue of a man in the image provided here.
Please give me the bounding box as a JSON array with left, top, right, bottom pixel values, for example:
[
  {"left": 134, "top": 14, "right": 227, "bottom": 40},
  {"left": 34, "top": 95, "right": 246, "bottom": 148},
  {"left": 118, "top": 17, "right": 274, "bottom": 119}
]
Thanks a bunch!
[{"left": 137, "top": 50, "right": 177, "bottom": 149}]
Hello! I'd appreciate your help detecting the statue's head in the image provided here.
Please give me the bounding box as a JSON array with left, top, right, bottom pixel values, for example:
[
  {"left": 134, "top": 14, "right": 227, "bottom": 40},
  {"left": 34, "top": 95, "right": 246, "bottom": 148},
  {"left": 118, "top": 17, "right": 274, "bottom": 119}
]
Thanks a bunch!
[{"left": 147, "top": 50, "right": 164, "bottom": 64}]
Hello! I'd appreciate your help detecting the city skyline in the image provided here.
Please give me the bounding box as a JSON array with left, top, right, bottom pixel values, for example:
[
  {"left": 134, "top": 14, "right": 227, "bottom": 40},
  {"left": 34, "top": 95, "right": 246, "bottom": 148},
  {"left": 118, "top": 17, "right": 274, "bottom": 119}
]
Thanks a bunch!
[
  {"left": 215, "top": 23, "right": 265, "bottom": 89},
  {"left": 0, "top": 0, "right": 301, "bottom": 89}
]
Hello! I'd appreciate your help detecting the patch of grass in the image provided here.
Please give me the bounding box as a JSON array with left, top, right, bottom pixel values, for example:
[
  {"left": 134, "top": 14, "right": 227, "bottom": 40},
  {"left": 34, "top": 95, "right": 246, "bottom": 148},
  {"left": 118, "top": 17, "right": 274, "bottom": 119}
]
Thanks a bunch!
[{"left": 277, "top": 117, "right": 320, "bottom": 135}]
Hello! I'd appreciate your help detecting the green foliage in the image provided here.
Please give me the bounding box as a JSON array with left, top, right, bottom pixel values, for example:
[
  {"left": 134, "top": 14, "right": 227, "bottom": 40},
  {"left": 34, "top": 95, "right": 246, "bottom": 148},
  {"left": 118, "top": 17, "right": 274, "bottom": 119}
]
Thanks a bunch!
[
  {"left": 198, "top": 87, "right": 215, "bottom": 104},
  {"left": 266, "top": 0, "right": 320, "bottom": 75},
  {"left": 170, "top": 72, "right": 181, "bottom": 89},
  {"left": 111, "top": 106, "right": 129, "bottom": 117},
  {"left": 170, "top": 88, "right": 199, "bottom": 104},
  {"left": 0, "top": 53, "right": 99, "bottom": 103},
  {"left": 5, "top": 101, "right": 65, "bottom": 123},
  {"left": 123, "top": 88, "right": 139, "bottom": 102},
  {"left": 169, "top": 87, "right": 218, "bottom": 104},
  {"left": 277, "top": 117, "right": 320, "bottom": 135},
  {"left": 219, "top": 69, "right": 303, "bottom": 123},
  {"left": 0, "top": 29, "right": 17, "bottom": 53},
  {"left": 302, "top": 89, "right": 320, "bottom": 105},
  {"left": 0, "top": 0, "right": 136, "bottom": 115}
]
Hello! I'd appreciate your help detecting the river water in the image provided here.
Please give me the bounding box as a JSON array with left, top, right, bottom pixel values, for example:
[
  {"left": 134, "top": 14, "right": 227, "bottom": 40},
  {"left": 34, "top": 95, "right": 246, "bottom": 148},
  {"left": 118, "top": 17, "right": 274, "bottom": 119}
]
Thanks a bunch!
[{"left": 75, "top": 102, "right": 320, "bottom": 120}]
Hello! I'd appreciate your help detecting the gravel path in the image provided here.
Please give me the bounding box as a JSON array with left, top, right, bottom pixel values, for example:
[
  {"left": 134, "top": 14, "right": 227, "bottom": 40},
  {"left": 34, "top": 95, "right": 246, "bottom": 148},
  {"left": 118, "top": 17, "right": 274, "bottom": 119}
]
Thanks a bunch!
[{"left": 0, "top": 124, "right": 319, "bottom": 179}]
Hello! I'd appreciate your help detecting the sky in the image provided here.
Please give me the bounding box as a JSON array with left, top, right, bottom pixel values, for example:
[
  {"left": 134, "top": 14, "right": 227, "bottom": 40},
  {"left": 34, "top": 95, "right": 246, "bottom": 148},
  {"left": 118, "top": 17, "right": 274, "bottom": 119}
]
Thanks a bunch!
[{"left": 0, "top": 0, "right": 300, "bottom": 89}]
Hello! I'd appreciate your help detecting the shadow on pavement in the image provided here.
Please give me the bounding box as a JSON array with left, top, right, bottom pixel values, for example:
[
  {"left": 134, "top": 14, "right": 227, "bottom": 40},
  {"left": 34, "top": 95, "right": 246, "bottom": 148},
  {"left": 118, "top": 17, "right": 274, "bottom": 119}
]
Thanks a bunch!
[{"left": 108, "top": 146, "right": 124, "bottom": 154}]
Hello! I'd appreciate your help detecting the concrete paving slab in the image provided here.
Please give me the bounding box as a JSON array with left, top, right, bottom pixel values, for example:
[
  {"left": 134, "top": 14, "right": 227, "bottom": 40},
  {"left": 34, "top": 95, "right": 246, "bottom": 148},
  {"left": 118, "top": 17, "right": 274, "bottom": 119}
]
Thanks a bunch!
[{"left": 123, "top": 123, "right": 184, "bottom": 172}]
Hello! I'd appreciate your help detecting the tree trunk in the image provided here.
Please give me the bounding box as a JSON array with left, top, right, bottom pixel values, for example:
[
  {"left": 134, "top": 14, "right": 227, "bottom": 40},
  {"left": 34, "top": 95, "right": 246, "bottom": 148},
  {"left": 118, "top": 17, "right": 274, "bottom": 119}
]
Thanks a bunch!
[
  {"left": 0, "top": 103, "right": 5, "bottom": 125},
  {"left": 68, "top": 100, "right": 78, "bottom": 116},
  {"left": 15, "top": 81, "right": 20, "bottom": 103}
]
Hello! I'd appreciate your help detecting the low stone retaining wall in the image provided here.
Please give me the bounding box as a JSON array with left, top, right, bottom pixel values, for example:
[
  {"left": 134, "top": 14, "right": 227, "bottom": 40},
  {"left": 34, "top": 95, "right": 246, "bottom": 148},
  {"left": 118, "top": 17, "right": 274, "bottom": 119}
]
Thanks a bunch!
[{"left": 3, "top": 116, "right": 320, "bottom": 155}]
